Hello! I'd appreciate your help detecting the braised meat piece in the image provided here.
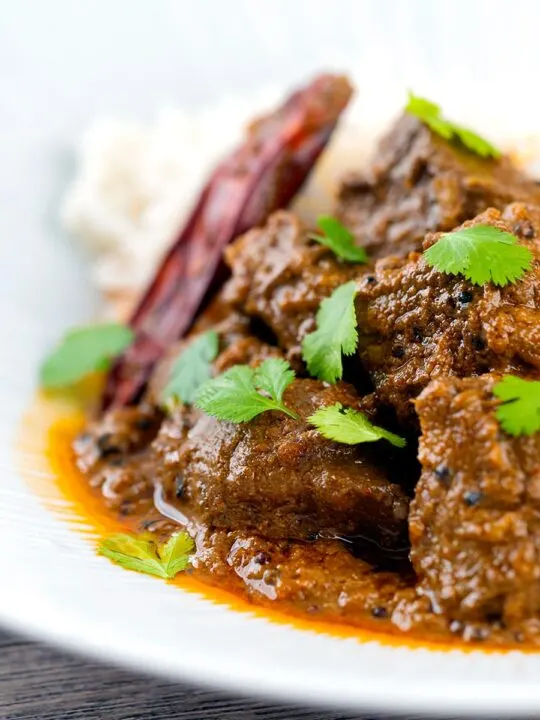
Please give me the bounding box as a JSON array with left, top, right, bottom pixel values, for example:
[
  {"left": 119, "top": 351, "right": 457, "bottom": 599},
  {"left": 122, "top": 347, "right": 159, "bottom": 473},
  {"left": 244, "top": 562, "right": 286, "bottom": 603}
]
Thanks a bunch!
[
  {"left": 146, "top": 305, "right": 256, "bottom": 407},
  {"left": 193, "top": 526, "right": 415, "bottom": 623},
  {"left": 409, "top": 374, "right": 540, "bottom": 626},
  {"left": 355, "top": 203, "right": 540, "bottom": 421},
  {"left": 337, "top": 113, "right": 540, "bottom": 258},
  {"left": 155, "top": 378, "right": 409, "bottom": 548},
  {"left": 150, "top": 333, "right": 282, "bottom": 497},
  {"left": 223, "top": 211, "right": 359, "bottom": 358}
]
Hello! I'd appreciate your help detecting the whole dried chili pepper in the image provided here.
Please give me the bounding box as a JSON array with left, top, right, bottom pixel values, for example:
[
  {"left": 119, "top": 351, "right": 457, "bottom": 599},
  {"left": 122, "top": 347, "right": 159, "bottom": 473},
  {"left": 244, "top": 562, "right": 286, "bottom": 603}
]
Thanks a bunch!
[{"left": 103, "top": 74, "right": 353, "bottom": 409}]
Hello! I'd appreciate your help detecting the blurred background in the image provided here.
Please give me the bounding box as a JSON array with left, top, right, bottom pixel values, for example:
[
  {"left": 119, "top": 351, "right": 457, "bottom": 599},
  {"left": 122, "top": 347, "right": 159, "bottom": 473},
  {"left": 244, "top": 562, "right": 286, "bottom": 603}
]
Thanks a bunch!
[{"left": 4, "top": 0, "right": 540, "bottom": 121}]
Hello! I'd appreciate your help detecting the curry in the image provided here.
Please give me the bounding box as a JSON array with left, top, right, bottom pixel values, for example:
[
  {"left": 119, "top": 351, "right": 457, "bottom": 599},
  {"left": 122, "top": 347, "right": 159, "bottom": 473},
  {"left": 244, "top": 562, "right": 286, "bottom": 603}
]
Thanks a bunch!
[{"left": 42, "top": 75, "right": 540, "bottom": 650}]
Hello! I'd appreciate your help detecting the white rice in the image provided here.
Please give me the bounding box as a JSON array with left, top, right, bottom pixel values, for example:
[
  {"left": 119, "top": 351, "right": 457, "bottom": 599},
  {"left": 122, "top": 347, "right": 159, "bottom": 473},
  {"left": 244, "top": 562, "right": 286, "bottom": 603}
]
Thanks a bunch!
[
  {"left": 61, "top": 90, "right": 278, "bottom": 295},
  {"left": 60, "top": 83, "right": 540, "bottom": 306}
]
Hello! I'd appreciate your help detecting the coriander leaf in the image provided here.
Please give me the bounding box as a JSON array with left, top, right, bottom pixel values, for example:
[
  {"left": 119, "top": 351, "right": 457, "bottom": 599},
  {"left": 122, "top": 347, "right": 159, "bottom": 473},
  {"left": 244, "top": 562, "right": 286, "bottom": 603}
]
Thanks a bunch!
[
  {"left": 308, "top": 403, "right": 407, "bottom": 448},
  {"left": 40, "top": 323, "right": 134, "bottom": 389},
  {"left": 254, "top": 357, "right": 296, "bottom": 403},
  {"left": 161, "top": 330, "right": 219, "bottom": 407},
  {"left": 159, "top": 532, "right": 195, "bottom": 577},
  {"left": 302, "top": 281, "right": 358, "bottom": 383},
  {"left": 195, "top": 363, "right": 298, "bottom": 422},
  {"left": 405, "top": 92, "right": 501, "bottom": 158},
  {"left": 309, "top": 216, "right": 367, "bottom": 263},
  {"left": 195, "top": 365, "right": 262, "bottom": 422},
  {"left": 99, "top": 531, "right": 194, "bottom": 579},
  {"left": 454, "top": 126, "right": 500, "bottom": 159},
  {"left": 493, "top": 375, "right": 540, "bottom": 437},
  {"left": 99, "top": 534, "right": 167, "bottom": 578},
  {"left": 405, "top": 93, "right": 449, "bottom": 136},
  {"left": 424, "top": 225, "right": 533, "bottom": 287}
]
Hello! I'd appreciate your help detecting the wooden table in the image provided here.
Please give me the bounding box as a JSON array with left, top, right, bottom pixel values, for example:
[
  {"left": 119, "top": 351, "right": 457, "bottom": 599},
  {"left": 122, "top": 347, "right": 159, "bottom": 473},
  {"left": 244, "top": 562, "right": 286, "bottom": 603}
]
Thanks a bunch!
[{"left": 0, "top": 630, "right": 404, "bottom": 720}]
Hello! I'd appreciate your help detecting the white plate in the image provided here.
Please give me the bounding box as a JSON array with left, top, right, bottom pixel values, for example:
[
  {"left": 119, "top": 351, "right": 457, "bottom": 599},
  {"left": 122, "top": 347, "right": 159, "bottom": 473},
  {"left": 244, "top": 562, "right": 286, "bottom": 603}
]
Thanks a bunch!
[{"left": 3, "top": 2, "right": 540, "bottom": 716}]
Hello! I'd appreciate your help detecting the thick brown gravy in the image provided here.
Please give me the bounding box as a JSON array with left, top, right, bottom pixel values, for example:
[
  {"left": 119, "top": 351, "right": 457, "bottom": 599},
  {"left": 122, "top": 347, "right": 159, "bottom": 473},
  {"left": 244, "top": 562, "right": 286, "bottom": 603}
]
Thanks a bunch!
[{"left": 18, "top": 393, "right": 537, "bottom": 654}]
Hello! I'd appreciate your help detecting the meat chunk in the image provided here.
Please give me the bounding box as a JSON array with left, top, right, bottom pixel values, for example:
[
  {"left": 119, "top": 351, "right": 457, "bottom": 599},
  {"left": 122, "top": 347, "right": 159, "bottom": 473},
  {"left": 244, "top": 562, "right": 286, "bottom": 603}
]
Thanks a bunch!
[
  {"left": 193, "top": 526, "right": 414, "bottom": 623},
  {"left": 355, "top": 203, "right": 540, "bottom": 421},
  {"left": 337, "top": 113, "right": 540, "bottom": 258},
  {"left": 223, "top": 211, "right": 358, "bottom": 358},
  {"left": 150, "top": 334, "right": 283, "bottom": 496},
  {"left": 145, "top": 303, "right": 252, "bottom": 407},
  {"left": 409, "top": 374, "right": 540, "bottom": 626},
  {"left": 156, "top": 379, "right": 410, "bottom": 548}
]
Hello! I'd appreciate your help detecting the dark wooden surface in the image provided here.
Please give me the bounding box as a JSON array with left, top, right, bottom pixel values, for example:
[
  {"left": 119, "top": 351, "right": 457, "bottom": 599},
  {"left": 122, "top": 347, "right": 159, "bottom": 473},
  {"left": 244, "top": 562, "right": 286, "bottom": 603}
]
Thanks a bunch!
[{"left": 0, "top": 630, "right": 406, "bottom": 720}]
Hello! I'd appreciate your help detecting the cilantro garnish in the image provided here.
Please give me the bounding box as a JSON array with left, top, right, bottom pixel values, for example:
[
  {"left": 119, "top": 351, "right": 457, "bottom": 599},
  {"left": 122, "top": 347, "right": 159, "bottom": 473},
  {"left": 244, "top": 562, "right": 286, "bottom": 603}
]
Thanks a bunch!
[
  {"left": 405, "top": 92, "right": 500, "bottom": 158},
  {"left": 194, "top": 358, "right": 298, "bottom": 422},
  {"left": 40, "top": 323, "right": 134, "bottom": 389},
  {"left": 161, "top": 330, "right": 219, "bottom": 407},
  {"left": 493, "top": 375, "right": 540, "bottom": 437},
  {"left": 308, "top": 216, "right": 367, "bottom": 263},
  {"left": 423, "top": 225, "right": 533, "bottom": 287},
  {"left": 308, "top": 403, "right": 406, "bottom": 448},
  {"left": 98, "top": 531, "right": 194, "bottom": 579},
  {"left": 301, "top": 281, "right": 358, "bottom": 383}
]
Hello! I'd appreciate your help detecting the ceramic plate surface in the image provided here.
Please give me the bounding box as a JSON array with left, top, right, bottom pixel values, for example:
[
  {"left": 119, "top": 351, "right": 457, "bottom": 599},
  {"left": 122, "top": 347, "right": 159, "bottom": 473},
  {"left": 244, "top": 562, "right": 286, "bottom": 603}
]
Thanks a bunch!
[{"left": 3, "top": 1, "right": 540, "bottom": 715}]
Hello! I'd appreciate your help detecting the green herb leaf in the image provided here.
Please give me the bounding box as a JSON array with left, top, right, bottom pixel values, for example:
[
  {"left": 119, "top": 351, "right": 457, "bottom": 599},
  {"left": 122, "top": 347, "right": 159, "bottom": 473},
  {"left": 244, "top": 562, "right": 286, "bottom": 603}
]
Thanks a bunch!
[
  {"left": 309, "top": 216, "right": 368, "bottom": 263},
  {"left": 40, "top": 323, "right": 134, "bottom": 389},
  {"left": 196, "top": 365, "right": 275, "bottom": 422},
  {"left": 405, "top": 92, "right": 501, "bottom": 159},
  {"left": 308, "top": 403, "right": 407, "bottom": 448},
  {"left": 423, "top": 225, "right": 533, "bottom": 287},
  {"left": 493, "top": 375, "right": 540, "bottom": 437},
  {"left": 158, "top": 532, "right": 195, "bottom": 576},
  {"left": 195, "top": 358, "right": 298, "bottom": 422},
  {"left": 161, "top": 330, "right": 219, "bottom": 407},
  {"left": 98, "top": 531, "right": 194, "bottom": 579},
  {"left": 301, "top": 281, "right": 358, "bottom": 383},
  {"left": 253, "top": 357, "right": 296, "bottom": 403}
]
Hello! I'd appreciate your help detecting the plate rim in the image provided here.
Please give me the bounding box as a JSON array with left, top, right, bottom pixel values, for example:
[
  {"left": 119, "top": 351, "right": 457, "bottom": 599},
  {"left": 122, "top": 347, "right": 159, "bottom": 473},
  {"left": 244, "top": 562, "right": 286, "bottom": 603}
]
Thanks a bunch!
[{"left": 2, "top": 550, "right": 540, "bottom": 718}]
